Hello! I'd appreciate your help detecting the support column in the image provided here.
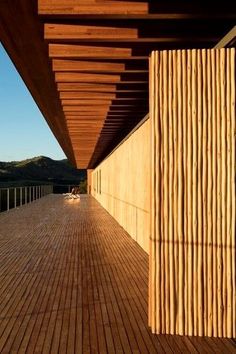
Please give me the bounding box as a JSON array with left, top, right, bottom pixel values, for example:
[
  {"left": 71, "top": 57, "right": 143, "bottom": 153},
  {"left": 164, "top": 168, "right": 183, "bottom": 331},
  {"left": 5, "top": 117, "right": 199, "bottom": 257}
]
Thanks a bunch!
[
  {"left": 149, "top": 48, "right": 235, "bottom": 337},
  {"left": 87, "top": 169, "right": 93, "bottom": 195}
]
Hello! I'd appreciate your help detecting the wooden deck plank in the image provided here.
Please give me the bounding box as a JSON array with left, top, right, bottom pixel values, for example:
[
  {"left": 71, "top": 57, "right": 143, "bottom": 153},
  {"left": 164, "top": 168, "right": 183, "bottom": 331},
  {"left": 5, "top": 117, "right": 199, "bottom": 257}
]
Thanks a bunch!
[{"left": 0, "top": 195, "right": 235, "bottom": 353}]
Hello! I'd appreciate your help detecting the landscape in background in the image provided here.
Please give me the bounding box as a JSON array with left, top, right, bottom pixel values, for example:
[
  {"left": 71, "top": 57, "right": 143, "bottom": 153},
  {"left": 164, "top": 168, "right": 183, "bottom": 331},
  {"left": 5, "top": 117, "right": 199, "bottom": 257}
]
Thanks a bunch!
[{"left": 0, "top": 156, "right": 87, "bottom": 193}]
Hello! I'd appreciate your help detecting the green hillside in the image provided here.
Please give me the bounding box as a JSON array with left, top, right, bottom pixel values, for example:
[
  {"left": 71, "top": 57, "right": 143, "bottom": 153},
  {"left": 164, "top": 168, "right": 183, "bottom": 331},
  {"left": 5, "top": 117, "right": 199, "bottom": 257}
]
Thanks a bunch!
[{"left": 0, "top": 156, "right": 86, "bottom": 187}]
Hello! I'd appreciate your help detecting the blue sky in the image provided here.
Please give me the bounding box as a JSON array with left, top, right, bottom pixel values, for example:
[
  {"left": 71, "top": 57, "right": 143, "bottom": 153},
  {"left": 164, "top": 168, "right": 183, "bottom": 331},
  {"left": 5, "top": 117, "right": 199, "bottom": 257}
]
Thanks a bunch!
[{"left": 0, "top": 43, "right": 66, "bottom": 162}]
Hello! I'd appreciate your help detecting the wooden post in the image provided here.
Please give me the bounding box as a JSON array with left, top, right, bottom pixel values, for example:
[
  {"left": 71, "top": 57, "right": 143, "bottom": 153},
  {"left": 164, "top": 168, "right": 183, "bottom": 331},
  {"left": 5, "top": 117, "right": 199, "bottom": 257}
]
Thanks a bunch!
[{"left": 87, "top": 169, "right": 93, "bottom": 195}]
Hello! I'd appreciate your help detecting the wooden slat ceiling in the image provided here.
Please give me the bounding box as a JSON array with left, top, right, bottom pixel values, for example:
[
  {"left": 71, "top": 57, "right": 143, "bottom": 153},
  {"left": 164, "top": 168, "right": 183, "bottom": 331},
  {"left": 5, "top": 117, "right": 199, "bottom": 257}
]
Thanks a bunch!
[{"left": 0, "top": 1, "right": 235, "bottom": 168}]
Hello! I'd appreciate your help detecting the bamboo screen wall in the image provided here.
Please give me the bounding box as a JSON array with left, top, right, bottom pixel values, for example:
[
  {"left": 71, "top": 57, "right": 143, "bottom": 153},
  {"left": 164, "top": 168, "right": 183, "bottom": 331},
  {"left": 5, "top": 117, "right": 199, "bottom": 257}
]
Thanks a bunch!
[
  {"left": 91, "top": 119, "right": 151, "bottom": 253},
  {"left": 149, "top": 48, "right": 235, "bottom": 337}
]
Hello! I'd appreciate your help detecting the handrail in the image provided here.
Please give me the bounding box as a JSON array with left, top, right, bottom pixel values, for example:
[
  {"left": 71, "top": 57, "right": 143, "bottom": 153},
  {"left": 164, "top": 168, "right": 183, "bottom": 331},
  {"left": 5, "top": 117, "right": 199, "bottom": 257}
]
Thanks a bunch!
[{"left": 0, "top": 185, "right": 53, "bottom": 212}]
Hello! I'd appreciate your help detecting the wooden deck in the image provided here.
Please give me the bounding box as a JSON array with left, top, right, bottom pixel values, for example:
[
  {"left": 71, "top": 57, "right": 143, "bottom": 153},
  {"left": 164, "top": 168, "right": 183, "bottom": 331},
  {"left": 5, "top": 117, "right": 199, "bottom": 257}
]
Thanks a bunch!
[{"left": 0, "top": 195, "right": 235, "bottom": 353}]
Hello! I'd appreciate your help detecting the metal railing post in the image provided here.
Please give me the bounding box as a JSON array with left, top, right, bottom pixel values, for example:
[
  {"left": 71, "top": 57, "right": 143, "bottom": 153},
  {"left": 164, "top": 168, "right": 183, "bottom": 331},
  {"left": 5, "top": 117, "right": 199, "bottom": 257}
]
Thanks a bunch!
[
  {"left": 7, "top": 189, "right": 9, "bottom": 211},
  {"left": 25, "top": 187, "right": 27, "bottom": 205},
  {"left": 20, "top": 187, "right": 22, "bottom": 206},
  {"left": 14, "top": 188, "right": 16, "bottom": 208}
]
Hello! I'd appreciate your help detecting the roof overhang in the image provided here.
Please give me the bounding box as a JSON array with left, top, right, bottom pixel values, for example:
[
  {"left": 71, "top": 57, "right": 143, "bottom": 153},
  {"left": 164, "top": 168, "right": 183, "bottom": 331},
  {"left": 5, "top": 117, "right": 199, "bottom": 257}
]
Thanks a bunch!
[{"left": 0, "top": 1, "right": 235, "bottom": 168}]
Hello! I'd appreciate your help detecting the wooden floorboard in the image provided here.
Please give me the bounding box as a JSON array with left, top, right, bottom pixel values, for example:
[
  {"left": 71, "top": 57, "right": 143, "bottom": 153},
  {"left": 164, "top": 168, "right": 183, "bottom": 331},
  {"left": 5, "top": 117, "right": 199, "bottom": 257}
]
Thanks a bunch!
[{"left": 0, "top": 195, "right": 235, "bottom": 353}]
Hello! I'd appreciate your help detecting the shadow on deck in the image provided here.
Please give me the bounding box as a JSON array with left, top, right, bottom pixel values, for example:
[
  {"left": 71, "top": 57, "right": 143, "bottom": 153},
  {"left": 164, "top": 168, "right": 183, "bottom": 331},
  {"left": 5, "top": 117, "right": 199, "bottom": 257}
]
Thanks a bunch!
[{"left": 0, "top": 195, "right": 235, "bottom": 353}]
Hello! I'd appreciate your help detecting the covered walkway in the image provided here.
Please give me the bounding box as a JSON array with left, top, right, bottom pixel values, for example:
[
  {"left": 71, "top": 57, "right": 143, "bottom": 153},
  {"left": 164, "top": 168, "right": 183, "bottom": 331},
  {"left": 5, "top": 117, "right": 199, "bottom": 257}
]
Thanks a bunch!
[{"left": 0, "top": 195, "right": 235, "bottom": 353}]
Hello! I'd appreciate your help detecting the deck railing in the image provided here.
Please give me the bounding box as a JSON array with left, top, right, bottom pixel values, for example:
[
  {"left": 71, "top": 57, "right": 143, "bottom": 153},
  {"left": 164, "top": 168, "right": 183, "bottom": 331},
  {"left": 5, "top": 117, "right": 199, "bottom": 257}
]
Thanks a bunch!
[{"left": 0, "top": 185, "right": 53, "bottom": 212}]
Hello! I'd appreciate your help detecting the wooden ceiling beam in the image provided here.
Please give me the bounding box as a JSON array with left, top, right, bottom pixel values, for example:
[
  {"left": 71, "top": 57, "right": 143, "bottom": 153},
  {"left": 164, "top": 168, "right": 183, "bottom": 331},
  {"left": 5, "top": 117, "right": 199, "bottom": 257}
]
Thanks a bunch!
[
  {"left": 62, "top": 101, "right": 147, "bottom": 109},
  {"left": 70, "top": 147, "right": 98, "bottom": 150},
  {"left": 62, "top": 99, "right": 112, "bottom": 105},
  {"left": 55, "top": 72, "right": 121, "bottom": 83},
  {"left": 70, "top": 141, "right": 99, "bottom": 145},
  {"left": 68, "top": 126, "right": 103, "bottom": 129},
  {"left": 67, "top": 119, "right": 125, "bottom": 123},
  {"left": 66, "top": 119, "right": 106, "bottom": 123},
  {"left": 69, "top": 131, "right": 103, "bottom": 134},
  {"left": 65, "top": 112, "right": 107, "bottom": 115},
  {"left": 66, "top": 116, "right": 107, "bottom": 124},
  {"left": 53, "top": 59, "right": 126, "bottom": 73},
  {"left": 67, "top": 125, "right": 105, "bottom": 128},
  {"left": 60, "top": 92, "right": 117, "bottom": 99},
  {"left": 65, "top": 115, "right": 107, "bottom": 119},
  {"left": 68, "top": 124, "right": 104, "bottom": 127},
  {"left": 57, "top": 83, "right": 147, "bottom": 92},
  {"left": 63, "top": 106, "right": 109, "bottom": 112},
  {"left": 68, "top": 127, "right": 103, "bottom": 133},
  {"left": 70, "top": 132, "right": 109, "bottom": 135},
  {"left": 59, "top": 92, "right": 147, "bottom": 99},
  {"left": 62, "top": 98, "right": 146, "bottom": 105},
  {"left": 69, "top": 133, "right": 102, "bottom": 136},
  {"left": 45, "top": 24, "right": 138, "bottom": 41},
  {"left": 71, "top": 138, "right": 99, "bottom": 141},
  {"left": 57, "top": 83, "right": 117, "bottom": 92},
  {"left": 39, "top": 1, "right": 234, "bottom": 20},
  {"left": 55, "top": 72, "right": 147, "bottom": 84},
  {"left": 49, "top": 44, "right": 147, "bottom": 59},
  {"left": 45, "top": 24, "right": 215, "bottom": 43},
  {"left": 53, "top": 60, "right": 148, "bottom": 73},
  {"left": 64, "top": 109, "right": 146, "bottom": 114},
  {"left": 105, "top": 115, "right": 145, "bottom": 120},
  {"left": 71, "top": 137, "right": 99, "bottom": 140},
  {"left": 38, "top": 1, "right": 148, "bottom": 16},
  {"left": 107, "top": 110, "right": 147, "bottom": 114},
  {"left": 69, "top": 132, "right": 103, "bottom": 134}
]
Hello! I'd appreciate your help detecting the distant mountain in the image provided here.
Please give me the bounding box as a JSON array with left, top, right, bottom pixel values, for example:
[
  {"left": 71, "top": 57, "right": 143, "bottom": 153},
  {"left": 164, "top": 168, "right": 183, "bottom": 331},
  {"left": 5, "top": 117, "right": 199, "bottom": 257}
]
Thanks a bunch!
[{"left": 0, "top": 156, "right": 86, "bottom": 187}]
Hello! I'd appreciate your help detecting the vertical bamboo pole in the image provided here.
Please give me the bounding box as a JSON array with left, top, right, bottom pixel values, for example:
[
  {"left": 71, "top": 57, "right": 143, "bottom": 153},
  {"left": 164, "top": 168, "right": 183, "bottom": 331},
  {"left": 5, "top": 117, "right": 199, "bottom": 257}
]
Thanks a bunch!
[
  {"left": 182, "top": 50, "right": 188, "bottom": 335},
  {"left": 177, "top": 50, "right": 184, "bottom": 335},
  {"left": 150, "top": 52, "right": 157, "bottom": 332},
  {"left": 149, "top": 54, "right": 154, "bottom": 329},
  {"left": 211, "top": 50, "right": 218, "bottom": 337},
  {"left": 225, "top": 48, "right": 232, "bottom": 338},
  {"left": 187, "top": 50, "right": 193, "bottom": 336},
  {"left": 220, "top": 49, "right": 227, "bottom": 337},
  {"left": 202, "top": 49, "right": 208, "bottom": 335},
  {"left": 168, "top": 50, "right": 175, "bottom": 335},
  {"left": 172, "top": 50, "right": 179, "bottom": 333},
  {"left": 230, "top": 48, "right": 235, "bottom": 339},
  {"left": 155, "top": 51, "right": 162, "bottom": 334},
  {"left": 159, "top": 51, "right": 166, "bottom": 333},
  {"left": 191, "top": 49, "right": 198, "bottom": 336},
  {"left": 216, "top": 49, "right": 223, "bottom": 337},
  {"left": 197, "top": 49, "right": 204, "bottom": 336},
  {"left": 207, "top": 50, "right": 213, "bottom": 337},
  {"left": 162, "top": 50, "right": 170, "bottom": 334}
]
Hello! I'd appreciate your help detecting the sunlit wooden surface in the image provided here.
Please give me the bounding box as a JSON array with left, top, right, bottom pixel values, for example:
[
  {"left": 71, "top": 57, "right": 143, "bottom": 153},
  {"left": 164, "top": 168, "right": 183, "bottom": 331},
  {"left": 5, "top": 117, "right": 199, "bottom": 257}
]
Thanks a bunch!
[{"left": 0, "top": 195, "right": 235, "bottom": 353}]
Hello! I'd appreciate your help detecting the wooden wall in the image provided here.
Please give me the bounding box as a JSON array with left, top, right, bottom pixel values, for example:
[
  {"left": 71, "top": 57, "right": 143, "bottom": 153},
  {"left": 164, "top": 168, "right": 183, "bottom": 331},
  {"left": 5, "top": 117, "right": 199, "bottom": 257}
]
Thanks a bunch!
[
  {"left": 91, "top": 119, "right": 150, "bottom": 253},
  {"left": 149, "top": 48, "right": 235, "bottom": 337}
]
